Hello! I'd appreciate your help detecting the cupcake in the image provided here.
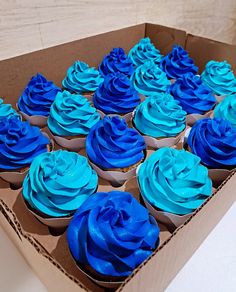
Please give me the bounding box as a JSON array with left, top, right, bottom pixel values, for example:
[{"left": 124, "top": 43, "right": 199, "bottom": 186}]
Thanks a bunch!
[
  {"left": 169, "top": 73, "right": 216, "bottom": 125},
  {"left": 133, "top": 93, "right": 186, "bottom": 149},
  {"left": 22, "top": 150, "right": 98, "bottom": 228},
  {"left": 99, "top": 48, "right": 134, "bottom": 77},
  {"left": 128, "top": 37, "right": 163, "bottom": 67},
  {"left": 187, "top": 118, "right": 236, "bottom": 184},
  {"left": 47, "top": 90, "right": 100, "bottom": 151},
  {"left": 0, "top": 116, "right": 50, "bottom": 186},
  {"left": 131, "top": 60, "right": 170, "bottom": 98},
  {"left": 86, "top": 116, "right": 146, "bottom": 185},
  {"left": 62, "top": 61, "right": 103, "bottom": 96},
  {"left": 160, "top": 45, "right": 198, "bottom": 81},
  {"left": 93, "top": 72, "right": 140, "bottom": 121},
  {"left": 67, "top": 191, "right": 160, "bottom": 284},
  {"left": 137, "top": 147, "right": 212, "bottom": 227},
  {"left": 17, "top": 73, "right": 61, "bottom": 127},
  {"left": 0, "top": 98, "right": 20, "bottom": 120},
  {"left": 214, "top": 94, "right": 236, "bottom": 128},
  {"left": 201, "top": 60, "right": 236, "bottom": 102}
]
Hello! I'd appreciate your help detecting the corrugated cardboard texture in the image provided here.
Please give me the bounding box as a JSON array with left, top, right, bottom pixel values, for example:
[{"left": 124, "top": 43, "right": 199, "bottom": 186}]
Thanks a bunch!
[{"left": 1, "top": 23, "right": 236, "bottom": 292}]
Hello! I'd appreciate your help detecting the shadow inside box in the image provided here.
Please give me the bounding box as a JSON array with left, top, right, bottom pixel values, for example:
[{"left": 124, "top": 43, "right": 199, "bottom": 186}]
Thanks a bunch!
[
  {"left": 0, "top": 179, "right": 11, "bottom": 190},
  {"left": 12, "top": 192, "right": 49, "bottom": 236},
  {"left": 51, "top": 233, "right": 105, "bottom": 292}
]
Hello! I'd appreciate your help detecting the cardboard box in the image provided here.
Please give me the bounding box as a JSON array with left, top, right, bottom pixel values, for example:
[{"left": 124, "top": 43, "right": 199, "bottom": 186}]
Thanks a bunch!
[{"left": 0, "top": 23, "right": 236, "bottom": 292}]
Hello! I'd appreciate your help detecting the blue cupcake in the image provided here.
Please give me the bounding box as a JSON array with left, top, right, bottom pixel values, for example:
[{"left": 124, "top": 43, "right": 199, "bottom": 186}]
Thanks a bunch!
[
  {"left": 23, "top": 150, "right": 98, "bottom": 218},
  {"left": 169, "top": 73, "right": 216, "bottom": 114},
  {"left": 93, "top": 72, "right": 140, "bottom": 116},
  {"left": 188, "top": 118, "right": 236, "bottom": 168},
  {"left": 86, "top": 116, "right": 146, "bottom": 171},
  {"left": 128, "top": 37, "right": 162, "bottom": 67},
  {"left": 0, "top": 117, "right": 50, "bottom": 171},
  {"left": 160, "top": 45, "right": 198, "bottom": 80},
  {"left": 18, "top": 73, "right": 61, "bottom": 117},
  {"left": 62, "top": 61, "right": 103, "bottom": 94},
  {"left": 67, "top": 191, "right": 160, "bottom": 278},
  {"left": 99, "top": 48, "right": 134, "bottom": 77}
]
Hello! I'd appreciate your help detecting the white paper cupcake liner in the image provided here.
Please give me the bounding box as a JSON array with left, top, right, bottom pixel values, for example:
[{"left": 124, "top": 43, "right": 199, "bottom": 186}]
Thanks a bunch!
[
  {"left": 89, "top": 161, "right": 138, "bottom": 187},
  {"left": 186, "top": 110, "right": 213, "bottom": 126},
  {"left": 143, "top": 130, "right": 184, "bottom": 149},
  {"left": 16, "top": 103, "right": 48, "bottom": 127},
  {"left": 0, "top": 132, "right": 53, "bottom": 187},
  {"left": 96, "top": 109, "right": 133, "bottom": 122},
  {"left": 49, "top": 131, "right": 86, "bottom": 151},
  {"left": 214, "top": 94, "right": 226, "bottom": 103}
]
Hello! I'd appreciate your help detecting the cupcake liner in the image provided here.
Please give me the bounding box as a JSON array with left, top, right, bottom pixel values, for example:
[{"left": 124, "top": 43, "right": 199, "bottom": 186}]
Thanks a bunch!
[
  {"left": 49, "top": 130, "right": 86, "bottom": 151},
  {"left": 186, "top": 110, "right": 213, "bottom": 126},
  {"left": 96, "top": 109, "right": 133, "bottom": 122},
  {"left": 21, "top": 192, "right": 73, "bottom": 229},
  {"left": 170, "top": 79, "right": 176, "bottom": 84},
  {"left": 89, "top": 161, "right": 138, "bottom": 187},
  {"left": 0, "top": 132, "right": 53, "bottom": 188},
  {"left": 16, "top": 103, "right": 48, "bottom": 128}
]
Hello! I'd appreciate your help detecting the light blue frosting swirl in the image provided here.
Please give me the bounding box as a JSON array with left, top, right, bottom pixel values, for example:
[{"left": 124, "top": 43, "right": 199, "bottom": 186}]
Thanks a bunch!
[
  {"left": 62, "top": 61, "right": 103, "bottom": 94},
  {"left": 67, "top": 191, "right": 160, "bottom": 277},
  {"left": 201, "top": 60, "right": 236, "bottom": 96},
  {"left": 138, "top": 148, "right": 212, "bottom": 215},
  {"left": 134, "top": 93, "right": 186, "bottom": 138},
  {"left": 47, "top": 90, "right": 100, "bottom": 136},
  {"left": 23, "top": 150, "right": 98, "bottom": 217},
  {"left": 128, "top": 38, "right": 163, "bottom": 67},
  {"left": 214, "top": 94, "right": 236, "bottom": 128},
  {"left": 0, "top": 98, "right": 20, "bottom": 119},
  {"left": 131, "top": 61, "right": 170, "bottom": 97}
]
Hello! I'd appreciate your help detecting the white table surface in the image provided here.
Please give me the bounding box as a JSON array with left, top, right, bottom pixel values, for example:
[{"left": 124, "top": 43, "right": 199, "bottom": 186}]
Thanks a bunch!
[{"left": 1, "top": 202, "right": 236, "bottom": 292}]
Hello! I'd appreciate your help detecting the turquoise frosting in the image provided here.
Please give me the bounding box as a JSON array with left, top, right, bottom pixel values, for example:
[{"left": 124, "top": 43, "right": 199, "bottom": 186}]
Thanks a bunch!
[
  {"left": 47, "top": 90, "right": 100, "bottom": 136},
  {"left": 128, "top": 38, "right": 163, "bottom": 67},
  {"left": 134, "top": 93, "right": 186, "bottom": 138},
  {"left": 137, "top": 148, "right": 212, "bottom": 215},
  {"left": 23, "top": 150, "right": 98, "bottom": 217},
  {"left": 0, "top": 98, "right": 20, "bottom": 119},
  {"left": 62, "top": 61, "right": 103, "bottom": 94},
  {"left": 131, "top": 61, "right": 170, "bottom": 97},
  {"left": 214, "top": 94, "right": 236, "bottom": 128},
  {"left": 201, "top": 60, "right": 236, "bottom": 96}
]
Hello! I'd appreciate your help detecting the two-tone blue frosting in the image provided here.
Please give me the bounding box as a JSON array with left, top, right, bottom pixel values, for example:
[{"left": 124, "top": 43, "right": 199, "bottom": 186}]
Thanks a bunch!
[{"left": 214, "top": 94, "right": 236, "bottom": 128}]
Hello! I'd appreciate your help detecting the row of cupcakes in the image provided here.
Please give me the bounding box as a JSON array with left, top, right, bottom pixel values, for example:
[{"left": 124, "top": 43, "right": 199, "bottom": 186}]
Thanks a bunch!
[{"left": 19, "top": 146, "right": 214, "bottom": 286}]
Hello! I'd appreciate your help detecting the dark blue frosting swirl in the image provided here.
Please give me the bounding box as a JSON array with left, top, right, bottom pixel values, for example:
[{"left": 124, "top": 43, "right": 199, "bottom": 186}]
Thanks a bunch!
[
  {"left": 160, "top": 45, "right": 198, "bottom": 79},
  {"left": 188, "top": 118, "right": 236, "bottom": 168},
  {"left": 93, "top": 72, "right": 140, "bottom": 114},
  {"left": 86, "top": 116, "right": 146, "bottom": 169},
  {"left": 99, "top": 48, "right": 134, "bottom": 77},
  {"left": 0, "top": 117, "right": 50, "bottom": 170},
  {"left": 169, "top": 73, "right": 216, "bottom": 114},
  {"left": 67, "top": 191, "right": 160, "bottom": 277},
  {"left": 18, "top": 73, "right": 61, "bottom": 116}
]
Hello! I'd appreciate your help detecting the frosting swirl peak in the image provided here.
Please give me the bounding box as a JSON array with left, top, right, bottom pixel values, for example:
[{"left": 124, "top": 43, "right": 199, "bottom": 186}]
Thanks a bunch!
[
  {"left": 160, "top": 45, "right": 198, "bottom": 79},
  {"left": 188, "top": 118, "right": 236, "bottom": 168},
  {"left": 93, "top": 72, "right": 140, "bottom": 114},
  {"left": 86, "top": 116, "right": 146, "bottom": 169},
  {"left": 99, "top": 48, "right": 134, "bottom": 77},
  {"left": 134, "top": 93, "right": 186, "bottom": 138},
  {"left": 128, "top": 37, "right": 162, "bottom": 67},
  {"left": 48, "top": 90, "right": 100, "bottom": 136},
  {"left": 138, "top": 148, "right": 212, "bottom": 215},
  {"left": 201, "top": 60, "right": 236, "bottom": 96},
  {"left": 0, "top": 117, "right": 49, "bottom": 170},
  {"left": 169, "top": 73, "right": 216, "bottom": 114},
  {"left": 62, "top": 61, "right": 103, "bottom": 94},
  {"left": 23, "top": 150, "right": 98, "bottom": 217},
  {"left": 67, "top": 191, "right": 160, "bottom": 277}
]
